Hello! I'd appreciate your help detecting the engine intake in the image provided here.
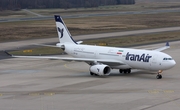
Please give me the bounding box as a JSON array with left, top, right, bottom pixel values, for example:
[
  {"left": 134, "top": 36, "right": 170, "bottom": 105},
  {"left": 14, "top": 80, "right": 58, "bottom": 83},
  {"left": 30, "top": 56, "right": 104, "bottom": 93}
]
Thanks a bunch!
[{"left": 90, "top": 65, "right": 111, "bottom": 76}]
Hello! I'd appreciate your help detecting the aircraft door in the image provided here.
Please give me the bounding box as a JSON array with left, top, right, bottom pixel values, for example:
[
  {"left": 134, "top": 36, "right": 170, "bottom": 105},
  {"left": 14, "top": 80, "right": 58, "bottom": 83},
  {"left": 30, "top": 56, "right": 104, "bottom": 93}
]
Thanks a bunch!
[{"left": 150, "top": 54, "right": 158, "bottom": 70}]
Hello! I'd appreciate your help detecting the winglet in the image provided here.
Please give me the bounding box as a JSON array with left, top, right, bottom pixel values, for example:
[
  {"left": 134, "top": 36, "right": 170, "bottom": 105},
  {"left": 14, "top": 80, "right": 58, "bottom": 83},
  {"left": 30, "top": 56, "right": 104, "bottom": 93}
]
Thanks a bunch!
[
  {"left": 154, "top": 42, "right": 170, "bottom": 52},
  {"left": 166, "top": 42, "right": 170, "bottom": 47}
]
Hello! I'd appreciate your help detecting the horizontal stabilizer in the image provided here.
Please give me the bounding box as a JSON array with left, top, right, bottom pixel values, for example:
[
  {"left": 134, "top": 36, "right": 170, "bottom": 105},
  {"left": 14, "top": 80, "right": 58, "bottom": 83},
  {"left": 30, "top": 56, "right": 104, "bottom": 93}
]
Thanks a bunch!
[
  {"left": 33, "top": 44, "right": 59, "bottom": 48},
  {"left": 4, "top": 51, "right": 13, "bottom": 56}
]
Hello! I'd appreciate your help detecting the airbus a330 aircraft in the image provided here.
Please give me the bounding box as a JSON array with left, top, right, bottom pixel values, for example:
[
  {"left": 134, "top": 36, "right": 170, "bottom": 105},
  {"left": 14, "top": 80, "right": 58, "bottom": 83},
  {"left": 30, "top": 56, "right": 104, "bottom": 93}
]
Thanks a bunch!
[{"left": 10, "top": 15, "right": 176, "bottom": 79}]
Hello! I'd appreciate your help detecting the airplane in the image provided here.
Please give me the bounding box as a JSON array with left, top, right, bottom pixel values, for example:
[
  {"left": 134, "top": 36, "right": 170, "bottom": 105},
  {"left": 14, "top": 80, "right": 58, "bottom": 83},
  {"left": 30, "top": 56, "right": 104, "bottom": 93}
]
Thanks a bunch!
[{"left": 7, "top": 15, "right": 176, "bottom": 79}]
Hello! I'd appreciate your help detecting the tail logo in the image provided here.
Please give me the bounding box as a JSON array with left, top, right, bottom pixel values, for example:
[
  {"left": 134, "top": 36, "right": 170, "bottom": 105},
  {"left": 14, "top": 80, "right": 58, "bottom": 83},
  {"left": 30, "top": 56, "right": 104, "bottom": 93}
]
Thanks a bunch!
[{"left": 58, "top": 27, "right": 64, "bottom": 38}]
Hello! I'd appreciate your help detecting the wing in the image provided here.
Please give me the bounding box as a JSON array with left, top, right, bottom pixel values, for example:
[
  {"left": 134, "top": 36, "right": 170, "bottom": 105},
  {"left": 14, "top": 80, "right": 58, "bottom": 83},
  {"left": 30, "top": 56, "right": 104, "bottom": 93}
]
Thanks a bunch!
[
  {"left": 4, "top": 51, "right": 125, "bottom": 66},
  {"left": 154, "top": 42, "right": 170, "bottom": 52},
  {"left": 14, "top": 56, "right": 125, "bottom": 66}
]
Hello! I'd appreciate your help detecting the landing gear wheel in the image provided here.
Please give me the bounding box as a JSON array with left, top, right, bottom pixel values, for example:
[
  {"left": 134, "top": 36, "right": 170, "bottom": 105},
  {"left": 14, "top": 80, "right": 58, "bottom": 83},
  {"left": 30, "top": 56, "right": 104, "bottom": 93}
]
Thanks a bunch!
[
  {"left": 119, "top": 69, "right": 123, "bottom": 73},
  {"left": 156, "top": 70, "right": 163, "bottom": 79},
  {"left": 127, "top": 69, "right": 131, "bottom": 73},
  {"left": 156, "top": 74, "right": 162, "bottom": 79},
  {"left": 90, "top": 72, "right": 94, "bottom": 76},
  {"left": 119, "top": 69, "right": 131, "bottom": 74},
  {"left": 124, "top": 70, "right": 127, "bottom": 74}
]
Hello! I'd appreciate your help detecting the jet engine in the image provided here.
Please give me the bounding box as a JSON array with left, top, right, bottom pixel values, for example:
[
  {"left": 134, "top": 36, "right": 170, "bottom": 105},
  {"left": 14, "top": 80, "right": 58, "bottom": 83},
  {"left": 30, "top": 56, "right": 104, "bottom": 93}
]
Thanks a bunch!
[{"left": 89, "top": 65, "right": 111, "bottom": 76}]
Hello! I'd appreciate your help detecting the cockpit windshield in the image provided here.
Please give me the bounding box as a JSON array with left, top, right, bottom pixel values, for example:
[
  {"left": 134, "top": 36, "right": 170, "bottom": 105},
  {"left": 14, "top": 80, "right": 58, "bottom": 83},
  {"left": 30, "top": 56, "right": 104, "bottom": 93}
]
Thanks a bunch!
[{"left": 163, "top": 58, "right": 173, "bottom": 60}]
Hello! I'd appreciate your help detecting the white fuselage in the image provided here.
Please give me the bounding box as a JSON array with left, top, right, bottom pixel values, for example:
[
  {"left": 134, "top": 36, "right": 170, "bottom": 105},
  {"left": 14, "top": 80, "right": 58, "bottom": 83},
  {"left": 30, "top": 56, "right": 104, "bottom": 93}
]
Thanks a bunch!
[
  {"left": 52, "top": 15, "right": 176, "bottom": 78},
  {"left": 64, "top": 43, "right": 176, "bottom": 71}
]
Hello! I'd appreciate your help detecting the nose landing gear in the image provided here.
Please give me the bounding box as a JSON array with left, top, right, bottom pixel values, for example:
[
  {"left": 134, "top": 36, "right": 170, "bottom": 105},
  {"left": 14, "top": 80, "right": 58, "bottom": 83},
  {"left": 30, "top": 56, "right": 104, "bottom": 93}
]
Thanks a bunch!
[{"left": 156, "top": 70, "right": 163, "bottom": 79}]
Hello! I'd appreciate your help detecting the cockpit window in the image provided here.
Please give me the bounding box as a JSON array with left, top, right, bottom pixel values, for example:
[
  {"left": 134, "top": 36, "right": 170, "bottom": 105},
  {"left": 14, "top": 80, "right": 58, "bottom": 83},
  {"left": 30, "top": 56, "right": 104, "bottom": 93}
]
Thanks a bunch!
[{"left": 163, "top": 58, "right": 173, "bottom": 60}]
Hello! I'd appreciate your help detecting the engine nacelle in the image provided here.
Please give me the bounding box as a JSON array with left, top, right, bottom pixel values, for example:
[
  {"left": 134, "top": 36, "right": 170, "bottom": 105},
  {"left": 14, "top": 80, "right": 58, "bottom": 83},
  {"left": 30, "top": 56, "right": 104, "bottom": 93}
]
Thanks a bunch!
[{"left": 89, "top": 65, "right": 111, "bottom": 76}]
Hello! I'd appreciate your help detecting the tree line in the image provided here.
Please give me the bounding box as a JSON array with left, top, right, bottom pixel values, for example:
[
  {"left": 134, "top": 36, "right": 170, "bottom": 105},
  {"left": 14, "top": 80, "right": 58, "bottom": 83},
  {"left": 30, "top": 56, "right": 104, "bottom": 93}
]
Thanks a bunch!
[{"left": 0, "top": 0, "right": 135, "bottom": 11}]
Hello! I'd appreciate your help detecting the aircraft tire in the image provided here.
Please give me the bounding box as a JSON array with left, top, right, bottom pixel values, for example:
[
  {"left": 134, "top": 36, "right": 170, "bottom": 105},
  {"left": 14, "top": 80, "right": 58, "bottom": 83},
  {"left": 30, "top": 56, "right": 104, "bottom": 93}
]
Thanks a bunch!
[
  {"left": 90, "top": 72, "right": 94, "bottom": 76},
  {"left": 124, "top": 70, "right": 127, "bottom": 74},
  {"left": 127, "top": 69, "right": 131, "bottom": 73},
  {"left": 119, "top": 69, "right": 123, "bottom": 73},
  {"left": 156, "top": 74, "right": 162, "bottom": 79}
]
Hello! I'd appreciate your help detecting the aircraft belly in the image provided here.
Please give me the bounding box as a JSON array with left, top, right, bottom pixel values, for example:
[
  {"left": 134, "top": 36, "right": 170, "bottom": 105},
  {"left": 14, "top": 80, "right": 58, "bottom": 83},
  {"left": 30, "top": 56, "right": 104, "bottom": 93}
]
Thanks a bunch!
[
  {"left": 111, "top": 65, "right": 131, "bottom": 69},
  {"left": 126, "top": 61, "right": 150, "bottom": 70}
]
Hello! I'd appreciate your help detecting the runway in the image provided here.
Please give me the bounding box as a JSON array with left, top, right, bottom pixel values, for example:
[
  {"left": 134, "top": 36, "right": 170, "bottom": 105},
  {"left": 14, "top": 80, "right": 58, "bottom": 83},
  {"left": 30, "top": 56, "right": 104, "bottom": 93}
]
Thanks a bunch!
[{"left": 0, "top": 41, "right": 179, "bottom": 110}]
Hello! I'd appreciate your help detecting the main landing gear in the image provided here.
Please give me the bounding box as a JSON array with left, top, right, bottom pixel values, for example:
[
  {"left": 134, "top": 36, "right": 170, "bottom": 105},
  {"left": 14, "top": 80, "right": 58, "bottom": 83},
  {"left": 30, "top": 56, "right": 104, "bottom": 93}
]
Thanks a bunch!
[
  {"left": 90, "top": 72, "right": 99, "bottom": 76},
  {"left": 90, "top": 72, "right": 94, "bottom": 76},
  {"left": 156, "top": 70, "right": 163, "bottom": 79},
  {"left": 119, "top": 69, "right": 131, "bottom": 74}
]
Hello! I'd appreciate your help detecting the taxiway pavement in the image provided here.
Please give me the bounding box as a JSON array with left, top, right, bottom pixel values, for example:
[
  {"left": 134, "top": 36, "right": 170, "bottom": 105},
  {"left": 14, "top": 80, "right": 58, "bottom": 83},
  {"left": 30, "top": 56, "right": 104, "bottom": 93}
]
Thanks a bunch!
[{"left": 0, "top": 41, "right": 179, "bottom": 110}]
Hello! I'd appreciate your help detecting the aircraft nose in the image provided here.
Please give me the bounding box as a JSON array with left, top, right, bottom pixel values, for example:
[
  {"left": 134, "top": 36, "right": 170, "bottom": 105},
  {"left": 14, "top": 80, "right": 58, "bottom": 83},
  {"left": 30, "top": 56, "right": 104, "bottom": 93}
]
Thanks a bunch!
[
  {"left": 173, "top": 60, "right": 176, "bottom": 65},
  {"left": 170, "top": 60, "right": 176, "bottom": 68}
]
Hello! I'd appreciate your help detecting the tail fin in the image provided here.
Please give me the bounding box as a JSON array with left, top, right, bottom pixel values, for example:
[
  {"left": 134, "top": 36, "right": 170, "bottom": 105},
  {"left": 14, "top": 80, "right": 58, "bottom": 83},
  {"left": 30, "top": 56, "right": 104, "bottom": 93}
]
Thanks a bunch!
[{"left": 54, "top": 15, "right": 77, "bottom": 44}]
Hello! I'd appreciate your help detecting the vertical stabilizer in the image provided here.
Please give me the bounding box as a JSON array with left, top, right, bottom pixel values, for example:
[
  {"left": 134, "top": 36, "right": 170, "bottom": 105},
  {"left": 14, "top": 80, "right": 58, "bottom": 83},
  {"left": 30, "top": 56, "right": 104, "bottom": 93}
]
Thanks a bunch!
[{"left": 54, "top": 15, "right": 77, "bottom": 44}]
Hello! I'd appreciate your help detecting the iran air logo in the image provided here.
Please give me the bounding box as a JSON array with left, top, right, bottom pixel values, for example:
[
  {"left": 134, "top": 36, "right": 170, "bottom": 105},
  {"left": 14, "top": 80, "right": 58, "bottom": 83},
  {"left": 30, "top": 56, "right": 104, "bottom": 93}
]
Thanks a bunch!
[
  {"left": 125, "top": 52, "right": 152, "bottom": 62},
  {"left": 58, "top": 27, "right": 64, "bottom": 38}
]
